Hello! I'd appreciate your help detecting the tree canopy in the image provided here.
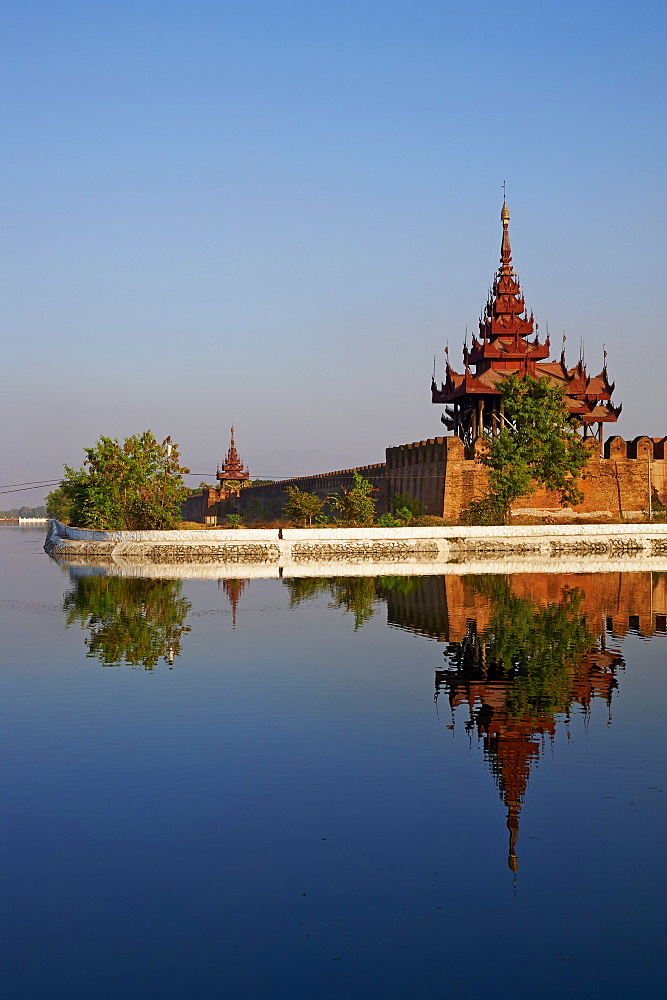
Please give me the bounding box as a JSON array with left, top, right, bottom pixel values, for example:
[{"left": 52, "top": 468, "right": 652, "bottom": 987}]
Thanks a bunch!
[
  {"left": 49, "top": 431, "right": 190, "bottom": 530},
  {"left": 329, "top": 469, "right": 377, "bottom": 526},
  {"left": 466, "top": 374, "right": 592, "bottom": 524},
  {"left": 283, "top": 485, "right": 325, "bottom": 526}
]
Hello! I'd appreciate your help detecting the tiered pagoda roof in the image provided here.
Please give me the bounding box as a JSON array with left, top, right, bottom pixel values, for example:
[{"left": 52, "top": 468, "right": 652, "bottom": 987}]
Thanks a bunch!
[
  {"left": 432, "top": 200, "right": 621, "bottom": 441},
  {"left": 217, "top": 426, "right": 250, "bottom": 484}
]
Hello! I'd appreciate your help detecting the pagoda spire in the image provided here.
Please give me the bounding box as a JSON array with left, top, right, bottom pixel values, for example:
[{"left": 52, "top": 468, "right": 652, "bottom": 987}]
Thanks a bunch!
[
  {"left": 217, "top": 426, "right": 250, "bottom": 487},
  {"left": 432, "top": 197, "right": 621, "bottom": 443},
  {"left": 500, "top": 197, "right": 512, "bottom": 269}
]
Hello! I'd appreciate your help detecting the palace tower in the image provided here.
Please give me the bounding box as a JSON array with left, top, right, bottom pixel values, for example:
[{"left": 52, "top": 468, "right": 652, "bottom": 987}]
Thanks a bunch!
[
  {"left": 217, "top": 427, "right": 250, "bottom": 491},
  {"left": 432, "top": 200, "right": 622, "bottom": 447}
]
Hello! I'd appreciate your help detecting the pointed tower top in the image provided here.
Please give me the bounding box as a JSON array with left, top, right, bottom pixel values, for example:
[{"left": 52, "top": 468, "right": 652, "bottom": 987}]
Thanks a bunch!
[
  {"left": 500, "top": 198, "right": 512, "bottom": 268},
  {"left": 217, "top": 426, "right": 250, "bottom": 484}
]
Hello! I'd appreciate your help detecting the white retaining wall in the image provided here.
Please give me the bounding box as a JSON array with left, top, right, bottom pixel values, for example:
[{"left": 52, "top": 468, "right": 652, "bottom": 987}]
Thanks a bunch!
[{"left": 45, "top": 520, "right": 667, "bottom": 573}]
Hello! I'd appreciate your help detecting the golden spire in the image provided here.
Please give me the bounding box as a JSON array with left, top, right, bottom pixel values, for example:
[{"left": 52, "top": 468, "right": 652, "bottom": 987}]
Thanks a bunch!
[{"left": 500, "top": 196, "right": 512, "bottom": 267}]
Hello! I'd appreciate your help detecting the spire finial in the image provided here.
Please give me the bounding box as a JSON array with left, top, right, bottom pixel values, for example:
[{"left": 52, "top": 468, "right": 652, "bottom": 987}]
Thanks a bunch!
[
  {"left": 500, "top": 186, "right": 511, "bottom": 266},
  {"left": 501, "top": 180, "right": 510, "bottom": 223}
]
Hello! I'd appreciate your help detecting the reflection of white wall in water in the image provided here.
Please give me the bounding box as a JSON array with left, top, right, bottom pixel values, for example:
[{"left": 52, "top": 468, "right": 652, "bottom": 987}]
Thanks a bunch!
[
  {"left": 63, "top": 556, "right": 667, "bottom": 580},
  {"left": 19, "top": 516, "right": 50, "bottom": 523}
]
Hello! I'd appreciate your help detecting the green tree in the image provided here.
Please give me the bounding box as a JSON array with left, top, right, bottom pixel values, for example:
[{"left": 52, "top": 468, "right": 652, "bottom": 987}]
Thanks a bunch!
[
  {"left": 45, "top": 487, "right": 72, "bottom": 523},
  {"left": 284, "top": 485, "right": 325, "bottom": 526},
  {"left": 57, "top": 431, "right": 190, "bottom": 530},
  {"left": 465, "top": 374, "right": 591, "bottom": 524},
  {"left": 329, "top": 469, "right": 377, "bottom": 526}
]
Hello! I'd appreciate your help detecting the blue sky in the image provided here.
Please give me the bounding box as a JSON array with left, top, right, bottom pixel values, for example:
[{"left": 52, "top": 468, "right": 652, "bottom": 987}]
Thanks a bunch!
[{"left": 1, "top": 0, "right": 665, "bottom": 502}]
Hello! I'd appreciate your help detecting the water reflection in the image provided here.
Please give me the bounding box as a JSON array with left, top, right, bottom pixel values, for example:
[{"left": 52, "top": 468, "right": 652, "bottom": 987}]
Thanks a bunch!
[
  {"left": 285, "top": 576, "right": 380, "bottom": 630},
  {"left": 284, "top": 571, "right": 667, "bottom": 873},
  {"left": 64, "top": 573, "right": 191, "bottom": 668},
  {"left": 218, "top": 578, "right": 248, "bottom": 627},
  {"left": 436, "top": 578, "right": 623, "bottom": 874},
  {"left": 62, "top": 566, "right": 665, "bottom": 869},
  {"left": 384, "top": 571, "right": 665, "bottom": 873}
]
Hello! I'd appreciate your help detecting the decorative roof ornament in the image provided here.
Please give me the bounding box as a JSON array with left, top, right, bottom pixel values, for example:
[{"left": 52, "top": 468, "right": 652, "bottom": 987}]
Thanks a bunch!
[{"left": 217, "top": 426, "right": 250, "bottom": 485}]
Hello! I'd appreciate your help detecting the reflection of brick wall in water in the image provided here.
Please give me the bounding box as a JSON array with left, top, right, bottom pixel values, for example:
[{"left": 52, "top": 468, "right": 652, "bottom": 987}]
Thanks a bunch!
[
  {"left": 384, "top": 571, "right": 667, "bottom": 644},
  {"left": 385, "top": 569, "right": 664, "bottom": 874},
  {"left": 380, "top": 577, "right": 449, "bottom": 640}
]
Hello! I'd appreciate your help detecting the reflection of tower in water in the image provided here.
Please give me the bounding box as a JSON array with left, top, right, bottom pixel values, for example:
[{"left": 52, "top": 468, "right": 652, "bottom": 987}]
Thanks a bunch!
[
  {"left": 437, "top": 642, "right": 622, "bottom": 874},
  {"left": 383, "top": 575, "right": 637, "bottom": 874},
  {"left": 218, "top": 578, "right": 248, "bottom": 627}
]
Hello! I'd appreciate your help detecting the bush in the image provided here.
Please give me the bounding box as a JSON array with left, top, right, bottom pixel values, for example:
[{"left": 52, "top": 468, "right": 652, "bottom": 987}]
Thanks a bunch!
[
  {"left": 390, "top": 493, "right": 425, "bottom": 519},
  {"left": 329, "top": 470, "right": 377, "bottom": 527},
  {"left": 377, "top": 512, "right": 402, "bottom": 527},
  {"left": 459, "top": 496, "right": 506, "bottom": 526}
]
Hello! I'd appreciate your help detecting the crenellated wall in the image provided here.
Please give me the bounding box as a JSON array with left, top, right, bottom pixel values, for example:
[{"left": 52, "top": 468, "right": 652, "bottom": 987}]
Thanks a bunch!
[
  {"left": 181, "top": 435, "right": 666, "bottom": 524},
  {"left": 431, "top": 435, "right": 667, "bottom": 522},
  {"left": 181, "top": 487, "right": 224, "bottom": 524},
  {"left": 233, "top": 463, "right": 388, "bottom": 521},
  {"left": 385, "top": 437, "right": 453, "bottom": 516}
]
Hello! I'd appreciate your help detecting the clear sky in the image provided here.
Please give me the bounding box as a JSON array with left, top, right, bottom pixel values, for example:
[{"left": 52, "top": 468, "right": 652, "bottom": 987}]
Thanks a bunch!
[{"left": 1, "top": 0, "right": 665, "bottom": 504}]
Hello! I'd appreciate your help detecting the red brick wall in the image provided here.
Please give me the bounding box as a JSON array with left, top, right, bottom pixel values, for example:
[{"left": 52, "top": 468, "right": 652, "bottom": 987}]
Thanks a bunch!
[
  {"left": 437, "top": 435, "right": 667, "bottom": 521},
  {"left": 183, "top": 435, "right": 666, "bottom": 524}
]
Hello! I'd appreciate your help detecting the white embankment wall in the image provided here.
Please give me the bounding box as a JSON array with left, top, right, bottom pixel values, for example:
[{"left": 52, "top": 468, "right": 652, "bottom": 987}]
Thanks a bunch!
[{"left": 44, "top": 520, "right": 667, "bottom": 577}]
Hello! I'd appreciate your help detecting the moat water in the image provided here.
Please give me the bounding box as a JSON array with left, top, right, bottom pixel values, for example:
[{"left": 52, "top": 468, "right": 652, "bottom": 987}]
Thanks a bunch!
[{"left": 2, "top": 527, "right": 666, "bottom": 1000}]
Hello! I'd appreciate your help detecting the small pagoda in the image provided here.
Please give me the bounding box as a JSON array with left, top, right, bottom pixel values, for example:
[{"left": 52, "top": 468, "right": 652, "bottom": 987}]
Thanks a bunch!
[
  {"left": 432, "top": 199, "right": 621, "bottom": 446},
  {"left": 216, "top": 426, "right": 250, "bottom": 494}
]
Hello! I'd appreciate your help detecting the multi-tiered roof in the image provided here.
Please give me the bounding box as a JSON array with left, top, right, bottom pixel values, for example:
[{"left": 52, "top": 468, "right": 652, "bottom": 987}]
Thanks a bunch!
[
  {"left": 216, "top": 427, "right": 250, "bottom": 486},
  {"left": 432, "top": 200, "right": 621, "bottom": 444}
]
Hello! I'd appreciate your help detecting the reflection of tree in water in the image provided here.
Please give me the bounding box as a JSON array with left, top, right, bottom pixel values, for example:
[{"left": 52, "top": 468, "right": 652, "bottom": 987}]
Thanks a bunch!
[
  {"left": 437, "top": 576, "right": 623, "bottom": 874},
  {"left": 284, "top": 577, "right": 385, "bottom": 630},
  {"left": 442, "top": 577, "right": 602, "bottom": 717},
  {"left": 64, "top": 575, "right": 191, "bottom": 668},
  {"left": 284, "top": 575, "right": 427, "bottom": 631}
]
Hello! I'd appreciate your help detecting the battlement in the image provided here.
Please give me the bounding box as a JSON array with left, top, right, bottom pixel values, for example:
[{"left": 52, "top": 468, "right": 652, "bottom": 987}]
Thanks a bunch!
[
  {"left": 386, "top": 436, "right": 464, "bottom": 468},
  {"left": 242, "top": 462, "right": 387, "bottom": 491},
  {"left": 183, "top": 432, "right": 667, "bottom": 526},
  {"left": 604, "top": 436, "right": 667, "bottom": 460}
]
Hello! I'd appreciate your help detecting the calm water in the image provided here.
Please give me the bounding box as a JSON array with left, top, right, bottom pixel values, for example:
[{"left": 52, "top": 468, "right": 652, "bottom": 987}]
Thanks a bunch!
[{"left": 1, "top": 527, "right": 665, "bottom": 1000}]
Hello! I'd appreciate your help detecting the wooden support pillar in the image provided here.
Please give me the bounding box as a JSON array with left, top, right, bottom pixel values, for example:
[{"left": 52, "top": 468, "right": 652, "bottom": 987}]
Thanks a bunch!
[{"left": 478, "top": 399, "right": 484, "bottom": 438}]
